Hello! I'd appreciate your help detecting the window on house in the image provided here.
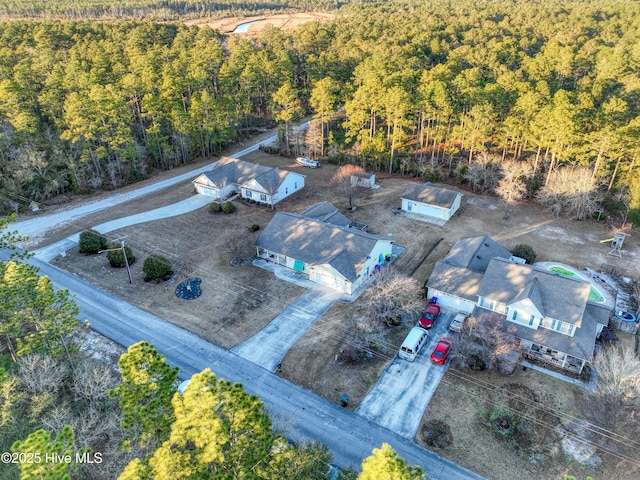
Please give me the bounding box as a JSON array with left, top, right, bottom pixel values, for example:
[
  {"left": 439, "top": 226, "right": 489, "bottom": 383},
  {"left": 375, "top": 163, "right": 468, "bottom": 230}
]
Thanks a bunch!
[
  {"left": 285, "top": 187, "right": 288, "bottom": 194},
  {"left": 556, "top": 321, "right": 573, "bottom": 335},
  {"left": 260, "top": 194, "right": 267, "bottom": 202},
  {"left": 246, "top": 190, "right": 252, "bottom": 198},
  {"left": 529, "top": 314, "right": 535, "bottom": 326},
  {"left": 294, "top": 182, "right": 297, "bottom": 189},
  {"left": 479, "top": 297, "right": 495, "bottom": 311},
  {"left": 512, "top": 310, "right": 518, "bottom": 321}
]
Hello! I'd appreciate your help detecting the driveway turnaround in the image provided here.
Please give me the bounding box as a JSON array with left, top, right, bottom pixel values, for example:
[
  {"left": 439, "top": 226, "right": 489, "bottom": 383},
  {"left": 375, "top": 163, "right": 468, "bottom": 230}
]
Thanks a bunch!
[
  {"left": 4, "top": 251, "right": 485, "bottom": 480},
  {"left": 232, "top": 286, "right": 343, "bottom": 371},
  {"left": 34, "top": 195, "right": 213, "bottom": 261},
  {"left": 356, "top": 309, "right": 456, "bottom": 439}
]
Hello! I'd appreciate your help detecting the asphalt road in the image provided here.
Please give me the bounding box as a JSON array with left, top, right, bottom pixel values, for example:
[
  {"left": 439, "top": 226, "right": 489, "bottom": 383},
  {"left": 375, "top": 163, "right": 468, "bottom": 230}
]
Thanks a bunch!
[{"left": 5, "top": 251, "right": 485, "bottom": 480}]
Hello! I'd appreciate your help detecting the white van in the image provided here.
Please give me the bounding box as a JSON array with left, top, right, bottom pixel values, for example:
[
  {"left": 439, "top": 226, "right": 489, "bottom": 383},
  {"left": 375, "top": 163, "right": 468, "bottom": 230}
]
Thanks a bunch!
[{"left": 398, "top": 327, "right": 429, "bottom": 361}]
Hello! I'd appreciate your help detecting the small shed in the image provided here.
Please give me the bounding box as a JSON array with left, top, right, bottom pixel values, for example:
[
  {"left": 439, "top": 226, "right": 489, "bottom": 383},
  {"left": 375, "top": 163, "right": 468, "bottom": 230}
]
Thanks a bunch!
[
  {"left": 401, "top": 182, "right": 462, "bottom": 222},
  {"left": 350, "top": 172, "right": 376, "bottom": 189}
]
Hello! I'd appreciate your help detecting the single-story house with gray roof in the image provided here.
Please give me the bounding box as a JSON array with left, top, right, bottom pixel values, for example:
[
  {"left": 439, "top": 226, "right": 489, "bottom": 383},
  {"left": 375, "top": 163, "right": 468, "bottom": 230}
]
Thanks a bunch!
[
  {"left": 401, "top": 182, "right": 462, "bottom": 222},
  {"left": 427, "top": 237, "right": 609, "bottom": 374},
  {"left": 255, "top": 207, "right": 394, "bottom": 294},
  {"left": 193, "top": 157, "right": 305, "bottom": 207}
]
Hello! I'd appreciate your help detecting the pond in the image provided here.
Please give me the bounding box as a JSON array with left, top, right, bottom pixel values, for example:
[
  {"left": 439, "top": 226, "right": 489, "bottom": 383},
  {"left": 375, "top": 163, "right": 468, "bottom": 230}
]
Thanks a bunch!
[{"left": 232, "top": 20, "right": 259, "bottom": 33}]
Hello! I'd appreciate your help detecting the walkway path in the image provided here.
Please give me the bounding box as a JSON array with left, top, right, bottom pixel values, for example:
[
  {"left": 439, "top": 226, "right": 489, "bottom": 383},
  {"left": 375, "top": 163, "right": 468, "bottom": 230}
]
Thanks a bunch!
[{"left": 34, "top": 195, "right": 212, "bottom": 261}]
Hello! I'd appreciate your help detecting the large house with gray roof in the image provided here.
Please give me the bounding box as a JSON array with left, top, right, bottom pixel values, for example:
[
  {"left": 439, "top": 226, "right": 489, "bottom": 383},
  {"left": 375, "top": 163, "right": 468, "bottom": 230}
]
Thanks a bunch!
[
  {"left": 427, "top": 236, "right": 609, "bottom": 374},
  {"left": 401, "top": 182, "right": 462, "bottom": 222},
  {"left": 193, "top": 157, "right": 305, "bottom": 207},
  {"left": 255, "top": 204, "right": 394, "bottom": 294}
]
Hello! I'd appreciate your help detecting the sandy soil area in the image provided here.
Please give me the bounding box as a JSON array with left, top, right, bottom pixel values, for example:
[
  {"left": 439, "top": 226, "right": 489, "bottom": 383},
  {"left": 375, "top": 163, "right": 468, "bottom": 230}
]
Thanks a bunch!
[{"left": 184, "top": 12, "right": 334, "bottom": 35}]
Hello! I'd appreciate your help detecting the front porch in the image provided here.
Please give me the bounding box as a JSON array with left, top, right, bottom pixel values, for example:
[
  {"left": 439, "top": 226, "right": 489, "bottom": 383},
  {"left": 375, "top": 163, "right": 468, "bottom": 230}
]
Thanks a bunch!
[{"left": 521, "top": 341, "right": 586, "bottom": 374}]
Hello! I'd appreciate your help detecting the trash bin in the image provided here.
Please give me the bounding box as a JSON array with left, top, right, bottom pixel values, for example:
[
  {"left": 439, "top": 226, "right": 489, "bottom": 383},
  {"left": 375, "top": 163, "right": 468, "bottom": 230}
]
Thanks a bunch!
[{"left": 340, "top": 395, "right": 348, "bottom": 407}]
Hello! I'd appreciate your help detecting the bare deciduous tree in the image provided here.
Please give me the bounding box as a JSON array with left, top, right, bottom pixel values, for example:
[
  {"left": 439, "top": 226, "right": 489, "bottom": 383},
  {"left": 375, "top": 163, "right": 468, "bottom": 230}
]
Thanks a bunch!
[
  {"left": 219, "top": 230, "right": 254, "bottom": 266},
  {"left": 304, "top": 120, "right": 323, "bottom": 159},
  {"left": 17, "top": 354, "right": 68, "bottom": 395},
  {"left": 331, "top": 164, "right": 371, "bottom": 210},
  {"left": 464, "top": 152, "right": 502, "bottom": 193},
  {"left": 495, "top": 160, "right": 533, "bottom": 220},
  {"left": 360, "top": 267, "right": 424, "bottom": 327},
  {"left": 72, "top": 359, "right": 119, "bottom": 408},
  {"left": 594, "top": 346, "right": 640, "bottom": 403},
  {"left": 456, "top": 313, "right": 523, "bottom": 373},
  {"left": 537, "top": 166, "right": 602, "bottom": 219}
]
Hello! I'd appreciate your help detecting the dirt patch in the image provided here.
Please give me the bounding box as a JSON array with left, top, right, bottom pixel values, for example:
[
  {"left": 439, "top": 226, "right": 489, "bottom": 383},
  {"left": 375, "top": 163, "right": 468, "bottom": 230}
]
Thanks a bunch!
[{"left": 184, "top": 12, "right": 334, "bottom": 35}]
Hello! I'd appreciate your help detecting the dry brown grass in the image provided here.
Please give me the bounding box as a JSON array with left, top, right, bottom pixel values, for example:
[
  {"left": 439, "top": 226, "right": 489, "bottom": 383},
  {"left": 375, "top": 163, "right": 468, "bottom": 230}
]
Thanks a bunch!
[{"left": 35, "top": 142, "right": 640, "bottom": 479}]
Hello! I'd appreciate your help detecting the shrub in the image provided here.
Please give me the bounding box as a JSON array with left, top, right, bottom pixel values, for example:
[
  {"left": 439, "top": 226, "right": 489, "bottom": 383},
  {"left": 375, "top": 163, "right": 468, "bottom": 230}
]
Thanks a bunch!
[
  {"left": 511, "top": 244, "right": 537, "bottom": 264},
  {"left": 143, "top": 255, "right": 173, "bottom": 282},
  {"left": 422, "top": 419, "right": 453, "bottom": 448},
  {"left": 78, "top": 229, "right": 107, "bottom": 254},
  {"left": 209, "top": 202, "right": 221, "bottom": 213},
  {"left": 422, "top": 169, "right": 439, "bottom": 182},
  {"left": 222, "top": 201, "right": 235, "bottom": 213},
  {"left": 106, "top": 242, "right": 135, "bottom": 268},
  {"left": 454, "top": 163, "right": 468, "bottom": 184},
  {"left": 248, "top": 224, "right": 260, "bottom": 232}
]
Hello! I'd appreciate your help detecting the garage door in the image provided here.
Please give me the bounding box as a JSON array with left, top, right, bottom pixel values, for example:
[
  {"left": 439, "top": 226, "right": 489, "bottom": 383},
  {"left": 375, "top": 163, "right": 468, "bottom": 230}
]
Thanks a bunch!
[{"left": 428, "top": 290, "right": 475, "bottom": 314}]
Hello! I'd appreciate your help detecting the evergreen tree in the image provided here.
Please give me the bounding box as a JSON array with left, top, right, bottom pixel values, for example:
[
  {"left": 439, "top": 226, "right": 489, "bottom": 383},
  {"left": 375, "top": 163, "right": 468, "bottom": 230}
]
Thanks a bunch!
[
  {"left": 11, "top": 426, "right": 77, "bottom": 480},
  {"left": 111, "top": 342, "right": 178, "bottom": 451},
  {"left": 358, "top": 443, "right": 424, "bottom": 480}
]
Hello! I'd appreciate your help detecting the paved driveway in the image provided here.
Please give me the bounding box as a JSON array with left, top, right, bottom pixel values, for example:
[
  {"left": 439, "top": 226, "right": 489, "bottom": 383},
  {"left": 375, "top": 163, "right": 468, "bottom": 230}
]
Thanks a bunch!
[
  {"left": 34, "top": 195, "right": 213, "bottom": 261},
  {"left": 356, "top": 309, "right": 457, "bottom": 438},
  {"left": 232, "top": 287, "right": 343, "bottom": 371},
  {"left": 12, "top": 134, "right": 276, "bottom": 243}
]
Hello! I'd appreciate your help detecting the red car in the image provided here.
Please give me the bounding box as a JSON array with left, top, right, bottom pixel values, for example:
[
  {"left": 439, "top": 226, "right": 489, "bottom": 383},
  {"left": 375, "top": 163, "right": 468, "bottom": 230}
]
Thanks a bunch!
[
  {"left": 430, "top": 337, "right": 454, "bottom": 365},
  {"left": 419, "top": 303, "right": 441, "bottom": 329}
]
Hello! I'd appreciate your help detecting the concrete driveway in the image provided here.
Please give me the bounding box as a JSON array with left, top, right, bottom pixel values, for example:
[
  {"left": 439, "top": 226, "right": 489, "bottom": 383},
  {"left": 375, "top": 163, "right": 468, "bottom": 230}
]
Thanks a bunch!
[
  {"left": 12, "top": 133, "right": 277, "bottom": 244},
  {"left": 356, "top": 308, "right": 457, "bottom": 439},
  {"left": 232, "top": 286, "right": 343, "bottom": 371}
]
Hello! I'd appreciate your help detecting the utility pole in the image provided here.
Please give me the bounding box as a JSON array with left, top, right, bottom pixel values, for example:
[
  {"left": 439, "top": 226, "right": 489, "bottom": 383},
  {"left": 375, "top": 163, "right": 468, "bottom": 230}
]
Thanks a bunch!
[{"left": 99, "top": 239, "right": 133, "bottom": 284}]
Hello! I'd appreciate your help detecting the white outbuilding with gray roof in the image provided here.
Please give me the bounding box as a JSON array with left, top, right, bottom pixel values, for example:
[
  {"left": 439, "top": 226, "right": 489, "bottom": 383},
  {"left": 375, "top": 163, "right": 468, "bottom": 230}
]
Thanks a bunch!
[{"left": 401, "top": 182, "right": 462, "bottom": 222}]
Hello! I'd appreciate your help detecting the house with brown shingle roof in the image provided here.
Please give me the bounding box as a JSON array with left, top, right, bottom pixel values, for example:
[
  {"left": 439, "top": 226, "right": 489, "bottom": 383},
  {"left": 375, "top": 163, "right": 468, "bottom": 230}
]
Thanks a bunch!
[{"left": 255, "top": 204, "right": 394, "bottom": 294}]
